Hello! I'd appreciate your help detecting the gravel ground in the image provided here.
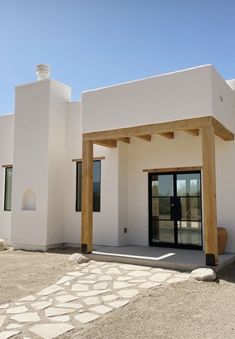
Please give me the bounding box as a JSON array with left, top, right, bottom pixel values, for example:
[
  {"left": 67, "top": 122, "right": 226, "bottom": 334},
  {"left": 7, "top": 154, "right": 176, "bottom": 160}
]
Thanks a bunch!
[
  {"left": 0, "top": 248, "right": 75, "bottom": 304},
  {"left": 0, "top": 249, "right": 235, "bottom": 339}
]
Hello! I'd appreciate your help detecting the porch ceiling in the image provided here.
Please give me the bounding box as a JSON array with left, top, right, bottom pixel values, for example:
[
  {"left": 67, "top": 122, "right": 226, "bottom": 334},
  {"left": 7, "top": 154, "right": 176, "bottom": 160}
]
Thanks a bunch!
[{"left": 83, "top": 116, "right": 234, "bottom": 148}]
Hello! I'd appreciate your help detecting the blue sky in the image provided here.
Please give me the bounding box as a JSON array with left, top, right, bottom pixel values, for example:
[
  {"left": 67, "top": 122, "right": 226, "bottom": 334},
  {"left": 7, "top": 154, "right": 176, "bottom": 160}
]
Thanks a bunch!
[{"left": 0, "top": 0, "right": 235, "bottom": 114}]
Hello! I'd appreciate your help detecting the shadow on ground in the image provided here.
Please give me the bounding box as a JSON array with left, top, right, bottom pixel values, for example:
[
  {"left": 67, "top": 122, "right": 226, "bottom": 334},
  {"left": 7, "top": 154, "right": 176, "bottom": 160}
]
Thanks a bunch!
[
  {"left": 217, "top": 261, "right": 235, "bottom": 283},
  {"left": 47, "top": 246, "right": 81, "bottom": 255}
]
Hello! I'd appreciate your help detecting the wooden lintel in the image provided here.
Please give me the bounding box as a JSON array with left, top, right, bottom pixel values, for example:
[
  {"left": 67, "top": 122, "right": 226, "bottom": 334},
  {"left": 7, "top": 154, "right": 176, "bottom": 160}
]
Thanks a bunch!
[
  {"left": 137, "top": 135, "right": 151, "bottom": 142},
  {"left": 2, "top": 164, "right": 13, "bottom": 168},
  {"left": 81, "top": 139, "right": 93, "bottom": 254},
  {"left": 202, "top": 124, "right": 218, "bottom": 266},
  {"left": 211, "top": 117, "right": 234, "bottom": 141},
  {"left": 83, "top": 116, "right": 211, "bottom": 141},
  {"left": 72, "top": 157, "right": 105, "bottom": 162},
  {"left": 184, "top": 129, "right": 199, "bottom": 137},
  {"left": 143, "top": 166, "right": 202, "bottom": 173},
  {"left": 118, "top": 137, "right": 130, "bottom": 144},
  {"left": 159, "top": 132, "right": 174, "bottom": 139},
  {"left": 93, "top": 139, "right": 117, "bottom": 148}
]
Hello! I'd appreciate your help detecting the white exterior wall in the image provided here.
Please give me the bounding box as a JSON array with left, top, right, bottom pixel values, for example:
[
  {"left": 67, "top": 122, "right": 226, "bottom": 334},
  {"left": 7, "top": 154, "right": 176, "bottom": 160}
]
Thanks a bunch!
[
  {"left": 82, "top": 65, "right": 213, "bottom": 133},
  {"left": 12, "top": 81, "right": 50, "bottom": 249},
  {"left": 64, "top": 102, "right": 119, "bottom": 247},
  {"left": 12, "top": 79, "right": 72, "bottom": 250},
  {"left": 118, "top": 142, "right": 129, "bottom": 245},
  {"left": 47, "top": 81, "right": 71, "bottom": 246},
  {"left": 211, "top": 68, "right": 235, "bottom": 130},
  {"left": 0, "top": 115, "right": 14, "bottom": 243}
]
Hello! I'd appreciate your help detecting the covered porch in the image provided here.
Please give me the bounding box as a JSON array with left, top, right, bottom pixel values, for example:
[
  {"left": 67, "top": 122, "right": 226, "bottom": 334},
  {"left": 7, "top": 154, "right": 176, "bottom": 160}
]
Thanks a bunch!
[
  {"left": 89, "top": 245, "right": 235, "bottom": 272},
  {"left": 81, "top": 116, "right": 234, "bottom": 266}
]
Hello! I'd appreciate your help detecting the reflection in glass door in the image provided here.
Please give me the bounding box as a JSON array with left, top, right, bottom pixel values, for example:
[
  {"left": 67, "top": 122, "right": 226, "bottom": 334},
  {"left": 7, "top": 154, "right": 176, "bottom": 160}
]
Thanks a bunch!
[{"left": 149, "top": 171, "right": 202, "bottom": 249}]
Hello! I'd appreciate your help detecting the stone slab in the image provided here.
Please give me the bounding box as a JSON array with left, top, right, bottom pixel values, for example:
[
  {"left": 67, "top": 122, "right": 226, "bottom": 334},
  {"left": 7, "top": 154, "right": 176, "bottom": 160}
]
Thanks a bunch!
[
  {"left": 0, "top": 331, "right": 20, "bottom": 339},
  {"left": 45, "top": 307, "right": 75, "bottom": 317},
  {"left": 56, "top": 276, "right": 75, "bottom": 285},
  {"left": 11, "top": 312, "right": 40, "bottom": 323},
  {"left": 75, "top": 312, "right": 100, "bottom": 324},
  {"left": 32, "top": 301, "right": 52, "bottom": 310},
  {"left": 6, "top": 306, "right": 28, "bottom": 314},
  {"left": 83, "top": 297, "right": 100, "bottom": 306},
  {"left": 89, "top": 305, "right": 113, "bottom": 315},
  {"left": 93, "top": 282, "right": 109, "bottom": 290},
  {"left": 0, "top": 316, "right": 6, "bottom": 328},
  {"left": 49, "top": 315, "right": 70, "bottom": 323},
  {"left": 117, "top": 289, "right": 139, "bottom": 298},
  {"left": 55, "top": 295, "right": 78, "bottom": 303},
  {"left": 29, "top": 323, "right": 74, "bottom": 339},
  {"left": 19, "top": 296, "right": 36, "bottom": 302},
  {"left": 71, "top": 284, "right": 89, "bottom": 292},
  {"left": 6, "top": 324, "right": 23, "bottom": 330},
  {"left": 107, "top": 299, "right": 129, "bottom": 308}
]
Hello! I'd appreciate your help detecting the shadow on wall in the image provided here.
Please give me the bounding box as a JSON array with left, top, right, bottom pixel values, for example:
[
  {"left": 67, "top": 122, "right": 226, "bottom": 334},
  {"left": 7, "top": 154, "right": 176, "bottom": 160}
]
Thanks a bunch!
[{"left": 22, "top": 189, "right": 36, "bottom": 211}]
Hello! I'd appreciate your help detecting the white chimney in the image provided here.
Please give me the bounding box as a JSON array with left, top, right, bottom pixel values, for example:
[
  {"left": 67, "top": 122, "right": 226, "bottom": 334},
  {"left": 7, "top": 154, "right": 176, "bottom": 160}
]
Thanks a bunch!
[{"left": 36, "top": 64, "right": 50, "bottom": 81}]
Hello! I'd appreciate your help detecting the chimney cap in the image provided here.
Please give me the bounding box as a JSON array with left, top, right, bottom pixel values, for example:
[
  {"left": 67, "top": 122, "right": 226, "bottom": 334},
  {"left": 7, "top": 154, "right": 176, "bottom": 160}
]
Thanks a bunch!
[{"left": 36, "top": 64, "right": 50, "bottom": 80}]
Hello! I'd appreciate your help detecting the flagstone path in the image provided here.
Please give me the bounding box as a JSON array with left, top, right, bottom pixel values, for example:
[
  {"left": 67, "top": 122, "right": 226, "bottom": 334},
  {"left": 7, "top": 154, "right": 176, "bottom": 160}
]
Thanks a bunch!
[{"left": 0, "top": 260, "right": 190, "bottom": 339}]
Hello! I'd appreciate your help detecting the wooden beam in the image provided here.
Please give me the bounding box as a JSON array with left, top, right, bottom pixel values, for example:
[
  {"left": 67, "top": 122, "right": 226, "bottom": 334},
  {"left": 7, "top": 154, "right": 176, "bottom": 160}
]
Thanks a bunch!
[
  {"left": 143, "top": 166, "right": 202, "bottom": 173},
  {"left": 2, "top": 164, "right": 13, "bottom": 168},
  {"left": 81, "top": 139, "right": 93, "bottom": 254},
  {"left": 202, "top": 124, "right": 218, "bottom": 266},
  {"left": 211, "top": 117, "right": 234, "bottom": 141},
  {"left": 72, "top": 157, "right": 105, "bottom": 162},
  {"left": 184, "top": 129, "right": 199, "bottom": 136},
  {"left": 159, "top": 132, "right": 174, "bottom": 139},
  {"left": 93, "top": 139, "right": 117, "bottom": 148},
  {"left": 83, "top": 116, "right": 211, "bottom": 141},
  {"left": 118, "top": 137, "right": 130, "bottom": 144},
  {"left": 137, "top": 135, "right": 151, "bottom": 142}
]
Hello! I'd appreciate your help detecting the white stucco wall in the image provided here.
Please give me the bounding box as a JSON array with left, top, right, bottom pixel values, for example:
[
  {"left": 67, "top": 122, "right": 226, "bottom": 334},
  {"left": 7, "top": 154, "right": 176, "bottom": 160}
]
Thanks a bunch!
[
  {"left": 11, "top": 79, "right": 72, "bottom": 250},
  {"left": 118, "top": 142, "right": 129, "bottom": 245},
  {"left": 64, "top": 101, "right": 119, "bottom": 247},
  {"left": 11, "top": 80, "right": 51, "bottom": 249},
  {"left": 0, "top": 114, "right": 14, "bottom": 243},
  {"left": 211, "top": 67, "right": 235, "bottom": 131},
  {"left": 47, "top": 80, "right": 71, "bottom": 246},
  {"left": 82, "top": 65, "right": 214, "bottom": 133}
]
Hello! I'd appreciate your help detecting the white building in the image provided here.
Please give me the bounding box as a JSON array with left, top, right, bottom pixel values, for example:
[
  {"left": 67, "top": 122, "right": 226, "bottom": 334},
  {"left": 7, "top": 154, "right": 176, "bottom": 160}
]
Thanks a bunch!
[{"left": 0, "top": 64, "right": 234, "bottom": 266}]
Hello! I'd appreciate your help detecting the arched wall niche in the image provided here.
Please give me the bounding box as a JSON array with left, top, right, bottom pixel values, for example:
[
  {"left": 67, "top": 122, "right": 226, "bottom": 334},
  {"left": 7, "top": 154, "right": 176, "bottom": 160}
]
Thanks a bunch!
[{"left": 22, "top": 189, "right": 36, "bottom": 211}]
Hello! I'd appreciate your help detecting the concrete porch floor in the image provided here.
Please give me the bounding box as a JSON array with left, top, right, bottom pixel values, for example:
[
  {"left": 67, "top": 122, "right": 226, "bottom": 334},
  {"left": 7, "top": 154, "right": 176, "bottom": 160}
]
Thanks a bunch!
[{"left": 87, "top": 245, "right": 235, "bottom": 272}]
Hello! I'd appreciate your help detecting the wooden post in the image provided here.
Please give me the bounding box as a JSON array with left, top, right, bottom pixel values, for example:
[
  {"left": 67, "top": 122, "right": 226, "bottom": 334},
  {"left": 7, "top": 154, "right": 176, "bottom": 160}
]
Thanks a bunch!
[
  {"left": 81, "top": 139, "right": 93, "bottom": 254},
  {"left": 202, "top": 124, "right": 218, "bottom": 266}
]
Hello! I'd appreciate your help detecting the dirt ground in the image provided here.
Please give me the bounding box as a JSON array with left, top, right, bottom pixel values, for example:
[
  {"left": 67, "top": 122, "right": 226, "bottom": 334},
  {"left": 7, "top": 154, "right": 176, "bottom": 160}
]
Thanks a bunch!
[
  {"left": 1, "top": 248, "right": 235, "bottom": 339},
  {"left": 0, "top": 248, "right": 75, "bottom": 304}
]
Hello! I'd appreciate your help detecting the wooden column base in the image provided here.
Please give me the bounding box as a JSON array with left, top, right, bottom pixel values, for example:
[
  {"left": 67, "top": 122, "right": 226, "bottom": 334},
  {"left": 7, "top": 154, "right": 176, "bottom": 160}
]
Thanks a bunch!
[
  {"left": 81, "top": 244, "right": 92, "bottom": 254},
  {"left": 205, "top": 253, "right": 217, "bottom": 266}
]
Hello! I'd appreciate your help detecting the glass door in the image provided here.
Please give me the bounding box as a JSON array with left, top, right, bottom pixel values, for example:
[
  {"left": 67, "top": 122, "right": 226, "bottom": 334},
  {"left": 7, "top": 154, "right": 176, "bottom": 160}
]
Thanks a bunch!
[
  {"left": 149, "top": 171, "right": 202, "bottom": 249},
  {"left": 176, "top": 173, "right": 202, "bottom": 247}
]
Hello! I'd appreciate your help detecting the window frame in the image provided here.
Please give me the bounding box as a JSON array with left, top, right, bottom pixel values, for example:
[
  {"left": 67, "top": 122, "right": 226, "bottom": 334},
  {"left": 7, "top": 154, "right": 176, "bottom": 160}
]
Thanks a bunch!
[
  {"left": 76, "top": 160, "right": 101, "bottom": 212},
  {"left": 4, "top": 166, "right": 13, "bottom": 211}
]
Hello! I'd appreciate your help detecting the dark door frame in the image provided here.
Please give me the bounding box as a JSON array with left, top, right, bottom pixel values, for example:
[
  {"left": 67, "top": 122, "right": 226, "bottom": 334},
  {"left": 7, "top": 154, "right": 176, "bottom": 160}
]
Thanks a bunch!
[{"left": 148, "top": 170, "right": 203, "bottom": 250}]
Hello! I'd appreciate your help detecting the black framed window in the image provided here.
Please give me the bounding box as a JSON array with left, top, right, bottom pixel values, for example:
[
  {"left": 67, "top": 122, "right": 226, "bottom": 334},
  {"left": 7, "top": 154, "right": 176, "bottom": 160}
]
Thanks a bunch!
[
  {"left": 76, "top": 160, "right": 101, "bottom": 212},
  {"left": 4, "top": 167, "right": 13, "bottom": 211}
]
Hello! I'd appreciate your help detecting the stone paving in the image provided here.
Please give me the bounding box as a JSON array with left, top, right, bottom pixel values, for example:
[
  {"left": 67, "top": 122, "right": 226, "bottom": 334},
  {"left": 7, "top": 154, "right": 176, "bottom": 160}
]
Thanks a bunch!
[{"left": 0, "top": 260, "right": 190, "bottom": 339}]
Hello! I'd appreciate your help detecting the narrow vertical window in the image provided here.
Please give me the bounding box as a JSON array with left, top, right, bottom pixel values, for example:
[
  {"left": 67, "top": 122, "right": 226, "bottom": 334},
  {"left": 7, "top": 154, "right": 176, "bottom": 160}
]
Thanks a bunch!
[
  {"left": 76, "top": 160, "right": 101, "bottom": 212},
  {"left": 4, "top": 167, "right": 13, "bottom": 211},
  {"left": 76, "top": 161, "right": 82, "bottom": 212}
]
